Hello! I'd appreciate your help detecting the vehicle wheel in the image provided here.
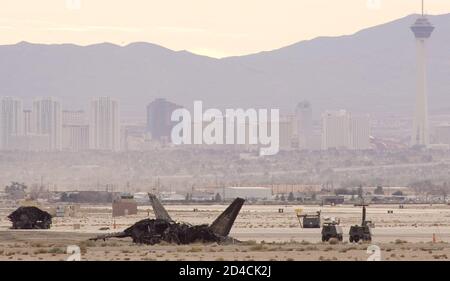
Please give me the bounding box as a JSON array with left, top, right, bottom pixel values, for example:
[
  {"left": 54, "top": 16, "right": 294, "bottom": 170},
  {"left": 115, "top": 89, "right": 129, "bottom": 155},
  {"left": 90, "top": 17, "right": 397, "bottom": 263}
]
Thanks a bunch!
[
  {"left": 354, "top": 236, "right": 360, "bottom": 243},
  {"left": 322, "top": 236, "right": 326, "bottom": 242},
  {"left": 349, "top": 236, "right": 353, "bottom": 243}
]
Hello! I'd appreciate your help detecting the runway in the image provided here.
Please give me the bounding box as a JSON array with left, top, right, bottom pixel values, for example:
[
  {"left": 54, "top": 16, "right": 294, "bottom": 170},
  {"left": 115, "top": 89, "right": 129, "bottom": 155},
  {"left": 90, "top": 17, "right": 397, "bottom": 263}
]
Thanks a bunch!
[{"left": 232, "top": 226, "right": 450, "bottom": 243}]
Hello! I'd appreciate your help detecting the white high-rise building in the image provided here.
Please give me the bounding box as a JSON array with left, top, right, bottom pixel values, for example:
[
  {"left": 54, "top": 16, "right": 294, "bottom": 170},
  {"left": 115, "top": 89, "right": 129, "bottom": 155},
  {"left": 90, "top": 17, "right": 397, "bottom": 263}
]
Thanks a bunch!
[
  {"left": 321, "top": 110, "right": 350, "bottom": 150},
  {"left": 63, "top": 110, "right": 86, "bottom": 126},
  {"left": 63, "top": 125, "right": 89, "bottom": 152},
  {"left": 295, "top": 101, "right": 313, "bottom": 150},
  {"left": 0, "top": 97, "right": 23, "bottom": 150},
  {"left": 62, "top": 110, "right": 89, "bottom": 152},
  {"left": 279, "top": 115, "right": 296, "bottom": 150},
  {"left": 32, "top": 97, "right": 62, "bottom": 151},
  {"left": 89, "top": 97, "right": 120, "bottom": 151},
  {"left": 350, "top": 115, "right": 371, "bottom": 150},
  {"left": 410, "top": 3, "right": 434, "bottom": 147},
  {"left": 322, "top": 110, "right": 371, "bottom": 150},
  {"left": 23, "top": 110, "right": 32, "bottom": 135}
]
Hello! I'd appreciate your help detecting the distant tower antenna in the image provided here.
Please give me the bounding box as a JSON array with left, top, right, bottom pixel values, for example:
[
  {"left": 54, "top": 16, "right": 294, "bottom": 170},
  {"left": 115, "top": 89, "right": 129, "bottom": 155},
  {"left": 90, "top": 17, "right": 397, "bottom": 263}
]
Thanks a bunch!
[{"left": 422, "top": 0, "right": 424, "bottom": 16}]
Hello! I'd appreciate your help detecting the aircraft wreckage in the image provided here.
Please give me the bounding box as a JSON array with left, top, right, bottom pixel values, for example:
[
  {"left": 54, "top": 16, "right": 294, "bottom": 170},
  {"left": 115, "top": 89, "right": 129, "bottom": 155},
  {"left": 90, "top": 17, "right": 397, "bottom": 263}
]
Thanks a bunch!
[
  {"left": 8, "top": 206, "right": 53, "bottom": 229},
  {"left": 91, "top": 194, "right": 245, "bottom": 245}
]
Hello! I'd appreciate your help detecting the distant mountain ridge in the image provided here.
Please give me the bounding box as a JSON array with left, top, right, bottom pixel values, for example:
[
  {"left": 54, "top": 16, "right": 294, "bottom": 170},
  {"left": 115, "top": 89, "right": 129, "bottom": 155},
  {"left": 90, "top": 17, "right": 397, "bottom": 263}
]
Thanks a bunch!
[{"left": 1, "top": 13, "right": 449, "bottom": 119}]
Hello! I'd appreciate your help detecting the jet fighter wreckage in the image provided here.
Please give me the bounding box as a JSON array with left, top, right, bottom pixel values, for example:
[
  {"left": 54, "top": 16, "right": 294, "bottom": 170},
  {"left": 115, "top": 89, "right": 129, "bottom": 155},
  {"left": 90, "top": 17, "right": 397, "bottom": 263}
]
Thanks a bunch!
[
  {"left": 8, "top": 206, "right": 53, "bottom": 229},
  {"left": 90, "top": 194, "right": 245, "bottom": 245}
]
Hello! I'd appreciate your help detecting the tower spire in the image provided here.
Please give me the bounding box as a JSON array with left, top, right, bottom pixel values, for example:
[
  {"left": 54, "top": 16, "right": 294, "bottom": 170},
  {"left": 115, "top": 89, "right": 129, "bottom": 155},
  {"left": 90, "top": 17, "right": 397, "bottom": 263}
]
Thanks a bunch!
[
  {"left": 422, "top": 0, "right": 424, "bottom": 16},
  {"left": 410, "top": 0, "right": 434, "bottom": 148}
]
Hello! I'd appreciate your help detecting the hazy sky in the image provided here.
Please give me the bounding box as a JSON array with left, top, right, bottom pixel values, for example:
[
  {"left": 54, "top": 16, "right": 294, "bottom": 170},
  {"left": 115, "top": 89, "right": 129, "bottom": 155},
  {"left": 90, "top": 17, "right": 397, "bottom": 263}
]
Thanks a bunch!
[{"left": 1, "top": 0, "right": 449, "bottom": 57}]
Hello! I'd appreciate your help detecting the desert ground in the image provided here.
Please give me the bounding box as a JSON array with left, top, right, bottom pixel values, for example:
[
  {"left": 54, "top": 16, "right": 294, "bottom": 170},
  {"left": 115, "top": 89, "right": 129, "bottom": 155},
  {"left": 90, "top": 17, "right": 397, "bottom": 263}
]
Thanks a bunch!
[{"left": 0, "top": 204, "right": 449, "bottom": 261}]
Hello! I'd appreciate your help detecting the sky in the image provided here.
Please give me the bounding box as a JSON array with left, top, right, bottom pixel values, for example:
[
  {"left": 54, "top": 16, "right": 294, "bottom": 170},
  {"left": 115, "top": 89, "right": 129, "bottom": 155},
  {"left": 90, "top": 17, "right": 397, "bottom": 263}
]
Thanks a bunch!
[{"left": 0, "top": 0, "right": 449, "bottom": 58}]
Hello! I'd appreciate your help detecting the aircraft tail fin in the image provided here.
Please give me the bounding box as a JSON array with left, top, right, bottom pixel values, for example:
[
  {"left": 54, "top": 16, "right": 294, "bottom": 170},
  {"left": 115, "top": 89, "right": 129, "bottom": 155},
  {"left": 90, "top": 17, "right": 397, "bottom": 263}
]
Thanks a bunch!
[
  {"left": 148, "top": 193, "right": 174, "bottom": 222},
  {"left": 209, "top": 198, "right": 245, "bottom": 237}
]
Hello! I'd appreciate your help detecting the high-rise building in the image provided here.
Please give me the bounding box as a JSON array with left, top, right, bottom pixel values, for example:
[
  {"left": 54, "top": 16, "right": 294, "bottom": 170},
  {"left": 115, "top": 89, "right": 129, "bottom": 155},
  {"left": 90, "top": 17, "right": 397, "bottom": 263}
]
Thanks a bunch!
[
  {"left": 350, "top": 115, "right": 371, "bottom": 150},
  {"left": 63, "top": 125, "right": 90, "bottom": 152},
  {"left": 410, "top": 2, "right": 434, "bottom": 147},
  {"left": 23, "top": 110, "right": 32, "bottom": 135},
  {"left": 321, "top": 110, "right": 350, "bottom": 150},
  {"left": 62, "top": 110, "right": 89, "bottom": 151},
  {"left": 0, "top": 97, "right": 23, "bottom": 150},
  {"left": 63, "top": 110, "right": 86, "bottom": 126},
  {"left": 32, "top": 97, "right": 62, "bottom": 151},
  {"left": 295, "top": 101, "right": 313, "bottom": 150},
  {"left": 321, "top": 110, "right": 371, "bottom": 150},
  {"left": 146, "top": 98, "right": 182, "bottom": 143},
  {"left": 278, "top": 115, "right": 296, "bottom": 150},
  {"left": 89, "top": 97, "right": 120, "bottom": 151}
]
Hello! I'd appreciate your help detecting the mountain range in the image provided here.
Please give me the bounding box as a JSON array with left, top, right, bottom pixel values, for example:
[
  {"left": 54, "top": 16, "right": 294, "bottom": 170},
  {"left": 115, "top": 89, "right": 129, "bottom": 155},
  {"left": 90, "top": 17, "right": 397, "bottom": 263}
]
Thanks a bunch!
[{"left": 1, "top": 13, "right": 450, "bottom": 119}]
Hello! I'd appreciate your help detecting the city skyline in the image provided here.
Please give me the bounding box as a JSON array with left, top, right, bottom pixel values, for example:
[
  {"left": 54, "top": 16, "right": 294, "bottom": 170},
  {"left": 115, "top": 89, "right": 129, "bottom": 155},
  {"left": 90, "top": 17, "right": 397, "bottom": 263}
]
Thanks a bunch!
[
  {"left": 3, "top": 94, "right": 450, "bottom": 151},
  {"left": 4, "top": 92, "right": 450, "bottom": 150},
  {"left": 0, "top": 2, "right": 449, "bottom": 151},
  {"left": 0, "top": 95, "right": 374, "bottom": 153}
]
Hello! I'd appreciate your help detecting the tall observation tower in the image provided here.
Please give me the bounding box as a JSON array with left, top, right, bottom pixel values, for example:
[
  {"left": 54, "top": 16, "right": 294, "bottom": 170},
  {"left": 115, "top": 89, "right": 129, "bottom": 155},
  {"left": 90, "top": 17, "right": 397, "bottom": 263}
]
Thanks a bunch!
[{"left": 410, "top": 0, "right": 434, "bottom": 147}]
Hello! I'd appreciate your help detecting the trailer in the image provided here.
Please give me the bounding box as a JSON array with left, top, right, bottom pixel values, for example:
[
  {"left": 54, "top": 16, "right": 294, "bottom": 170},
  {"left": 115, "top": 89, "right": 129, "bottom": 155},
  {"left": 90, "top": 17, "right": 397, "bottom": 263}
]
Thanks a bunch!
[{"left": 296, "top": 209, "right": 321, "bottom": 228}]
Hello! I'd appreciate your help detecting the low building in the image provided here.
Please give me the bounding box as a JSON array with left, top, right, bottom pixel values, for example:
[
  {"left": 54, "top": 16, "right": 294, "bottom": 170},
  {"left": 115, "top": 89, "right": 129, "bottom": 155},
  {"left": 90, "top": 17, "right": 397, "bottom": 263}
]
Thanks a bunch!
[
  {"left": 159, "top": 192, "right": 187, "bottom": 202},
  {"left": 190, "top": 191, "right": 215, "bottom": 201},
  {"left": 222, "top": 187, "right": 272, "bottom": 200},
  {"left": 428, "top": 143, "right": 450, "bottom": 150},
  {"left": 54, "top": 205, "right": 80, "bottom": 217},
  {"left": 320, "top": 195, "right": 345, "bottom": 205},
  {"left": 133, "top": 192, "right": 151, "bottom": 204},
  {"left": 60, "top": 191, "right": 114, "bottom": 203},
  {"left": 112, "top": 194, "right": 138, "bottom": 217}
]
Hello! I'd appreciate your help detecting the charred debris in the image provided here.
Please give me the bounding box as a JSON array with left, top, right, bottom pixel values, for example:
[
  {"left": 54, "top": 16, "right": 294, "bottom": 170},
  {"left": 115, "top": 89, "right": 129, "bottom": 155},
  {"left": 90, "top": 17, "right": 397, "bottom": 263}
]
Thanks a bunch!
[
  {"left": 91, "top": 194, "right": 245, "bottom": 245},
  {"left": 8, "top": 206, "right": 53, "bottom": 229}
]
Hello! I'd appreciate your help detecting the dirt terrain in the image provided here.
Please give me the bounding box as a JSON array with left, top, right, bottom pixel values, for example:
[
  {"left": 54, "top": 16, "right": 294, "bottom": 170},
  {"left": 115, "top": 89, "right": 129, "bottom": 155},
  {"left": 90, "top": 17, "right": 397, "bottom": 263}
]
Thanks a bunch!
[{"left": 0, "top": 204, "right": 449, "bottom": 261}]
